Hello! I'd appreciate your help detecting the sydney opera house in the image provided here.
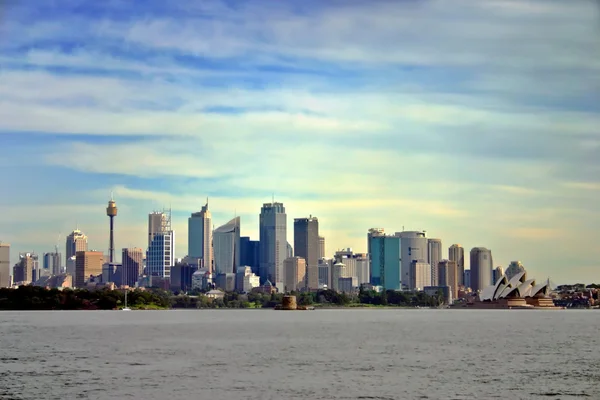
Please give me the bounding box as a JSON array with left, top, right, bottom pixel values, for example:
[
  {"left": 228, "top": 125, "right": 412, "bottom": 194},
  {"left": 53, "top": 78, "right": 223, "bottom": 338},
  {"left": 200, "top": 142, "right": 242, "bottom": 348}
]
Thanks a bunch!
[{"left": 468, "top": 271, "right": 558, "bottom": 309}]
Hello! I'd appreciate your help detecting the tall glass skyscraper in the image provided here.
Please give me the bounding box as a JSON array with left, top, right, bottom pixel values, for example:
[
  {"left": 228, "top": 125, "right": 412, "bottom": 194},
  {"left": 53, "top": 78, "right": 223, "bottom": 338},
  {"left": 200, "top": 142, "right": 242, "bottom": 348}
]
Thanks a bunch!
[
  {"left": 259, "top": 202, "right": 287, "bottom": 289},
  {"left": 369, "top": 235, "right": 401, "bottom": 290},
  {"left": 213, "top": 217, "right": 241, "bottom": 275},
  {"left": 147, "top": 211, "right": 174, "bottom": 278},
  {"left": 188, "top": 200, "right": 212, "bottom": 272}
]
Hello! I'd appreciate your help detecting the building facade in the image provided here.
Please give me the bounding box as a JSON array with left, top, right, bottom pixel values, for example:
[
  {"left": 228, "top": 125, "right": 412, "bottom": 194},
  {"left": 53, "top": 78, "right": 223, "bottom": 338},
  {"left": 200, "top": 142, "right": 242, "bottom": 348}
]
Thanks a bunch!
[
  {"left": 0, "top": 243, "right": 10, "bottom": 288},
  {"left": 75, "top": 251, "right": 103, "bottom": 288},
  {"left": 428, "top": 238, "right": 443, "bottom": 287},
  {"left": 396, "top": 231, "right": 428, "bottom": 290},
  {"left": 448, "top": 244, "right": 465, "bottom": 286},
  {"left": 410, "top": 260, "right": 431, "bottom": 291},
  {"left": 318, "top": 236, "right": 325, "bottom": 259},
  {"left": 188, "top": 201, "right": 213, "bottom": 272},
  {"left": 294, "top": 216, "right": 319, "bottom": 283},
  {"left": 438, "top": 259, "right": 458, "bottom": 301},
  {"left": 66, "top": 229, "right": 88, "bottom": 277},
  {"left": 43, "top": 252, "right": 62, "bottom": 276},
  {"left": 147, "top": 211, "right": 175, "bottom": 279},
  {"left": 259, "top": 202, "right": 287, "bottom": 290},
  {"left": 470, "top": 247, "right": 493, "bottom": 292},
  {"left": 283, "top": 256, "right": 307, "bottom": 292},
  {"left": 239, "top": 237, "right": 260, "bottom": 276},
  {"left": 122, "top": 248, "right": 144, "bottom": 287},
  {"left": 369, "top": 235, "right": 401, "bottom": 290},
  {"left": 213, "top": 217, "right": 241, "bottom": 275}
]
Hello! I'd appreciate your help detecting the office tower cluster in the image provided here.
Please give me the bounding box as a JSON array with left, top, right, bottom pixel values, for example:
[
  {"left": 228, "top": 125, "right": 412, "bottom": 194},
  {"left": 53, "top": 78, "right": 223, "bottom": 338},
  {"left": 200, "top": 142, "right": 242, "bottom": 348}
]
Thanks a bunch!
[{"left": 1, "top": 194, "right": 515, "bottom": 303}]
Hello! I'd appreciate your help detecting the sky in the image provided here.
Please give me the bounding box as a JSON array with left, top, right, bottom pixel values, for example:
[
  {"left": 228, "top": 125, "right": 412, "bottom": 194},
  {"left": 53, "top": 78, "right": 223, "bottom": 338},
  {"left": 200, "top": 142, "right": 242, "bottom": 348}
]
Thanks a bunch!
[{"left": 1, "top": 0, "right": 599, "bottom": 284}]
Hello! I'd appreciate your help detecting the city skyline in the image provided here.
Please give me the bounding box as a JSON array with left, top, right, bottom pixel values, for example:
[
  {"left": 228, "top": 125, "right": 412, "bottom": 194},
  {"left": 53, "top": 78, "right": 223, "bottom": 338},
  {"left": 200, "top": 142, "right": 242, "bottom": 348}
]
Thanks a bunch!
[{"left": 1, "top": 0, "right": 599, "bottom": 284}]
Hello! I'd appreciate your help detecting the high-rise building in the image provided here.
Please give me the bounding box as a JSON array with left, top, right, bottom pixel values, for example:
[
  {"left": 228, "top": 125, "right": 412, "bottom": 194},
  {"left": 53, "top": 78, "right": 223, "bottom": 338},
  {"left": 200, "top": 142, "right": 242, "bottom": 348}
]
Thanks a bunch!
[
  {"left": 367, "top": 228, "right": 385, "bottom": 279},
  {"left": 470, "top": 247, "right": 493, "bottom": 292},
  {"left": 259, "top": 202, "right": 287, "bottom": 290},
  {"left": 369, "top": 235, "right": 401, "bottom": 290},
  {"left": 318, "top": 258, "right": 331, "bottom": 288},
  {"left": 505, "top": 261, "right": 525, "bottom": 280},
  {"left": 213, "top": 217, "right": 241, "bottom": 275},
  {"left": 122, "top": 248, "right": 143, "bottom": 287},
  {"left": 438, "top": 259, "right": 458, "bottom": 301},
  {"left": 147, "top": 211, "right": 175, "bottom": 279},
  {"left": 449, "top": 244, "right": 465, "bottom": 286},
  {"left": 331, "top": 262, "right": 346, "bottom": 292},
  {"left": 428, "top": 238, "right": 442, "bottom": 286},
  {"left": 75, "top": 251, "right": 103, "bottom": 287},
  {"left": 13, "top": 253, "right": 39, "bottom": 284},
  {"left": 43, "top": 252, "right": 62, "bottom": 276},
  {"left": 294, "top": 216, "right": 319, "bottom": 274},
  {"left": 396, "top": 231, "right": 428, "bottom": 290},
  {"left": 283, "top": 256, "right": 306, "bottom": 292},
  {"left": 106, "top": 195, "right": 118, "bottom": 263},
  {"left": 493, "top": 266, "right": 505, "bottom": 284},
  {"left": 66, "top": 229, "right": 88, "bottom": 274},
  {"left": 464, "top": 269, "right": 471, "bottom": 289},
  {"left": 334, "top": 249, "right": 370, "bottom": 286},
  {"left": 239, "top": 237, "right": 260, "bottom": 276},
  {"left": 188, "top": 200, "right": 213, "bottom": 272},
  {"left": 318, "top": 236, "right": 325, "bottom": 259},
  {"left": 0, "top": 242, "right": 10, "bottom": 288},
  {"left": 410, "top": 259, "right": 431, "bottom": 291}
]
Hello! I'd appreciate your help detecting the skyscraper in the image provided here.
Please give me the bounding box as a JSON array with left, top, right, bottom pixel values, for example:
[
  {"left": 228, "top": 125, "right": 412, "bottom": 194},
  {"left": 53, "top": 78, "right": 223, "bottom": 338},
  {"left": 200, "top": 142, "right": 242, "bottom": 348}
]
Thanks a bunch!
[
  {"left": 410, "top": 259, "right": 431, "bottom": 291},
  {"left": 369, "top": 235, "right": 401, "bottom": 290},
  {"left": 75, "top": 251, "right": 103, "bottom": 287},
  {"left": 213, "top": 217, "right": 241, "bottom": 275},
  {"left": 428, "top": 238, "right": 442, "bottom": 286},
  {"left": 396, "top": 231, "right": 428, "bottom": 290},
  {"left": 122, "top": 248, "right": 143, "bottom": 287},
  {"left": 188, "top": 200, "right": 213, "bottom": 272},
  {"left": 66, "top": 229, "right": 88, "bottom": 278},
  {"left": 449, "top": 244, "right": 465, "bottom": 286},
  {"left": 259, "top": 202, "right": 287, "bottom": 289},
  {"left": 283, "top": 256, "right": 306, "bottom": 292},
  {"left": 43, "top": 252, "right": 61, "bottom": 276},
  {"left": 106, "top": 195, "right": 118, "bottom": 263},
  {"left": 294, "top": 216, "right": 319, "bottom": 290},
  {"left": 147, "top": 210, "right": 175, "bottom": 278},
  {"left": 0, "top": 243, "right": 10, "bottom": 288},
  {"left": 239, "top": 237, "right": 260, "bottom": 276},
  {"left": 438, "top": 259, "right": 458, "bottom": 301},
  {"left": 470, "top": 247, "right": 493, "bottom": 292},
  {"left": 318, "top": 236, "right": 325, "bottom": 259}
]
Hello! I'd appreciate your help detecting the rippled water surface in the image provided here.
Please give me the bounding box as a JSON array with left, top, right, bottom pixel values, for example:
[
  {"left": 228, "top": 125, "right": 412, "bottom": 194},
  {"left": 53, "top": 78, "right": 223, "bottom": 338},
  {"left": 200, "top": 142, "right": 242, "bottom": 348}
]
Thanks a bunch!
[{"left": 1, "top": 309, "right": 599, "bottom": 399}]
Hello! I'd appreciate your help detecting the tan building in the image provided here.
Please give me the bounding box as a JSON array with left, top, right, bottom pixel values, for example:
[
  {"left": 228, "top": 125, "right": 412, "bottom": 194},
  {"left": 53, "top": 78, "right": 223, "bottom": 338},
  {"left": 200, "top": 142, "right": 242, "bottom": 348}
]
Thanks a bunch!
[
  {"left": 306, "top": 265, "right": 319, "bottom": 290},
  {"left": 319, "top": 236, "right": 325, "bottom": 259},
  {"left": 0, "top": 242, "right": 10, "bottom": 288},
  {"left": 438, "top": 259, "right": 458, "bottom": 301},
  {"left": 75, "top": 251, "right": 103, "bottom": 288},
  {"left": 66, "top": 230, "right": 88, "bottom": 277},
  {"left": 283, "top": 256, "right": 306, "bottom": 292}
]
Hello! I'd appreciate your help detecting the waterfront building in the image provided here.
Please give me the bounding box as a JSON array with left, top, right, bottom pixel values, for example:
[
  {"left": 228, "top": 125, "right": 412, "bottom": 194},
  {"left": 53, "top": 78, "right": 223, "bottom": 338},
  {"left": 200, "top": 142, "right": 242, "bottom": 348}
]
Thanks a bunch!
[
  {"left": 188, "top": 200, "right": 213, "bottom": 272},
  {"left": 367, "top": 228, "right": 385, "bottom": 281},
  {"left": 214, "top": 273, "right": 236, "bottom": 292},
  {"left": 428, "top": 238, "right": 443, "bottom": 286},
  {"left": 0, "top": 242, "right": 9, "bottom": 288},
  {"left": 259, "top": 202, "right": 287, "bottom": 290},
  {"left": 438, "top": 259, "right": 458, "bottom": 301},
  {"left": 476, "top": 272, "right": 556, "bottom": 309},
  {"left": 213, "top": 217, "right": 241, "bottom": 275},
  {"left": 396, "top": 231, "right": 428, "bottom": 290},
  {"left": 470, "top": 247, "right": 493, "bottom": 293},
  {"left": 75, "top": 251, "right": 103, "bottom": 288},
  {"left": 505, "top": 261, "right": 525, "bottom": 280},
  {"left": 410, "top": 259, "right": 431, "bottom": 291},
  {"left": 122, "top": 248, "right": 143, "bottom": 287},
  {"left": 191, "top": 268, "right": 211, "bottom": 291},
  {"left": 236, "top": 266, "right": 260, "bottom": 293},
  {"left": 283, "top": 257, "right": 306, "bottom": 292},
  {"left": 147, "top": 211, "right": 175, "bottom": 279},
  {"left": 449, "top": 244, "right": 465, "bottom": 286},
  {"left": 369, "top": 235, "right": 401, "bottom": 290},
  {"left": 338, "top": 277, "right": 357, "bottom": 294}
]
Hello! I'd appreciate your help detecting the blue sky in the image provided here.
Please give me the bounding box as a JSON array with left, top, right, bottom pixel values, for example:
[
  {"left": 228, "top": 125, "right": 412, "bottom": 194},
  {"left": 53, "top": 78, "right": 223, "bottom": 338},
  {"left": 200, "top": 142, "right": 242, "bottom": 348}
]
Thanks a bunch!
[{"left": 1, "top": 0, "right": 599, "bottom": 283}]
